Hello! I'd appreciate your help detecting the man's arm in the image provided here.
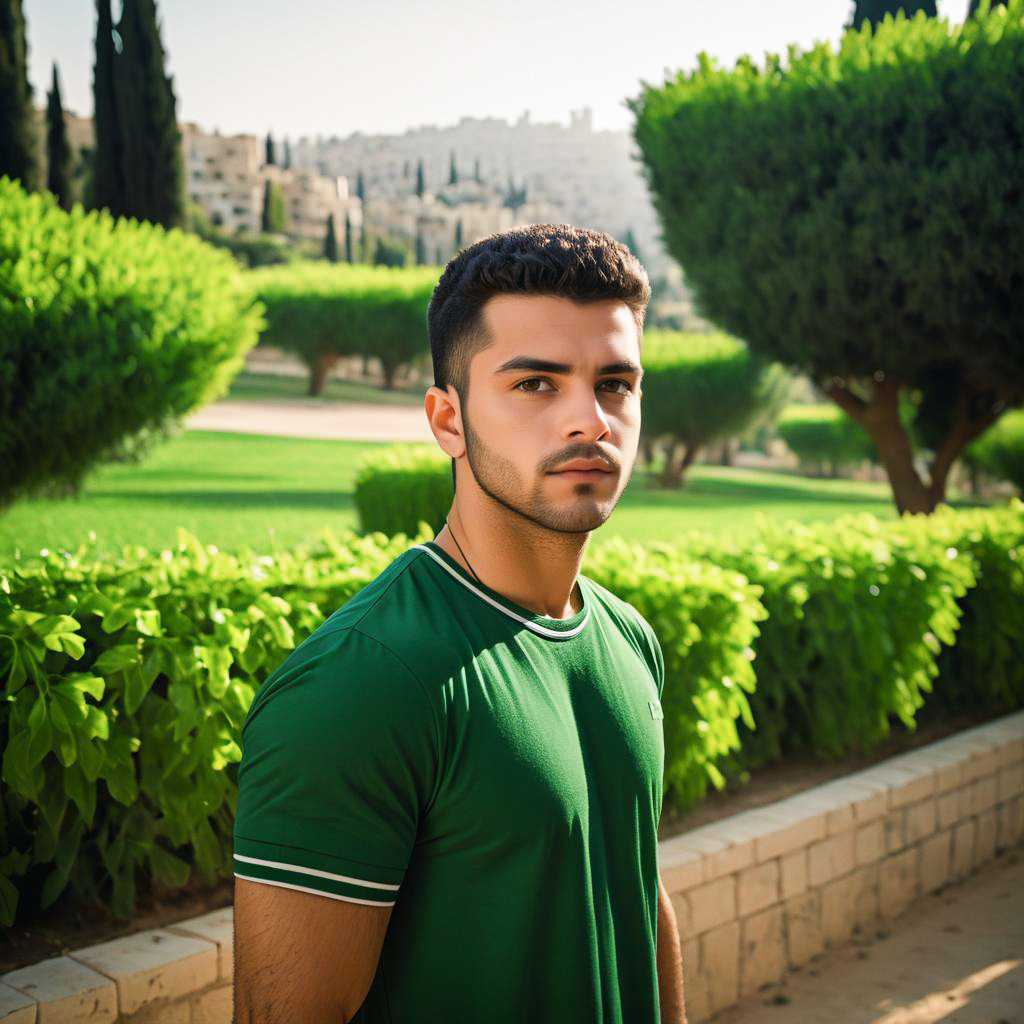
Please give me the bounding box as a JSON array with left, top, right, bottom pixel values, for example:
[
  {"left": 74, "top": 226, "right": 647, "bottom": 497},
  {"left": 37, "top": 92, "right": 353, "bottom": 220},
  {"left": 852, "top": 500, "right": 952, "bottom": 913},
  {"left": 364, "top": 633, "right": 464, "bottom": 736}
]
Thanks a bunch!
[
  {"left": 656, "top": 871, "right": 688, "bottom": 1024},
  {"left": 233, "top": 877, "right": 392, "bottom": 1024}
]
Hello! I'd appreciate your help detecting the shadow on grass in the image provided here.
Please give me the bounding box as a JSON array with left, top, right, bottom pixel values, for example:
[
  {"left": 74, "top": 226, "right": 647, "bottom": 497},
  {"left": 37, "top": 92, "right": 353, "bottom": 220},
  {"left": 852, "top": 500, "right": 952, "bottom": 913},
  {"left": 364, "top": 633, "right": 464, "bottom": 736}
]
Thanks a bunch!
[{"left": 93, "top": 489, "right": 355, "bottom": 511}]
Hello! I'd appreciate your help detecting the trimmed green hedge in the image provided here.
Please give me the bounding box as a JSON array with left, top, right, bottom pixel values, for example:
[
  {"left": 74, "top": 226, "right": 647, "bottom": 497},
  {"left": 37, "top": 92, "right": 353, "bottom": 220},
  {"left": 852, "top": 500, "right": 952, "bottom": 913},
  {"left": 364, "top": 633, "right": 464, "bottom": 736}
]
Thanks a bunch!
[
  {"left": 0, "top": 178, "right": 264, "bottom": 507},
  {"left": 776, "top": 404, "right": 876, "bottom": 476},
  {"left": 2, "top": 501, "right": 1021, "bottom": 926},
  {"left": 963, "top": 409, "right": 1024, "bottom": 495},
  {"left": 353, "top": 444, "right": 451, "bottom": 537}
]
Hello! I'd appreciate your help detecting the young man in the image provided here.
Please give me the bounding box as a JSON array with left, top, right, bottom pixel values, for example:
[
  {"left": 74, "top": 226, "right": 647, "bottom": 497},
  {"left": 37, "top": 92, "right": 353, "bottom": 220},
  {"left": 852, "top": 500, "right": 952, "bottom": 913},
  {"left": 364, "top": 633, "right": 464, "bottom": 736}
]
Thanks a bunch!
[{"left": 232, "top": 224, "right": 687, "bottom": 1023}]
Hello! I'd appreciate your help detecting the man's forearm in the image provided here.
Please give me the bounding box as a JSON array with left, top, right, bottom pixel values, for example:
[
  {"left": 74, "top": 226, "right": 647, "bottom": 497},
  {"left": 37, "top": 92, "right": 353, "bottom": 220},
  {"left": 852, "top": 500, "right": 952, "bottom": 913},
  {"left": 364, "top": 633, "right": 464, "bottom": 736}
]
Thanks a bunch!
[{"left": 656, "top": 876, "right": 688, "bottom": 1024}]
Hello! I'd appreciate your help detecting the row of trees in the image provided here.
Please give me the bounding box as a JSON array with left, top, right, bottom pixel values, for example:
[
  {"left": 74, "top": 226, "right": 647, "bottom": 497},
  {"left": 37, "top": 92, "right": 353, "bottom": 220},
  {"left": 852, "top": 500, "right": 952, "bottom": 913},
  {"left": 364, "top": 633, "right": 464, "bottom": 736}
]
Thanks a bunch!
[{"left": 1, "top": 0, "right": 183, "bottom": 226}]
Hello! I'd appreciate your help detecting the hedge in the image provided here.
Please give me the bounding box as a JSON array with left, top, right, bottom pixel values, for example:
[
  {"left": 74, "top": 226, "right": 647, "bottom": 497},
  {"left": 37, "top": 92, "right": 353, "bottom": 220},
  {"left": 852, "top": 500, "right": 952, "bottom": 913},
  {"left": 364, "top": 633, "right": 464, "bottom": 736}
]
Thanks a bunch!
[
  {"left": 0, "top": 178, "right": 264, "bottom": 507},
  {"left": 2, "top": 500, "right": 1021, "bottom": 925},
  {"left": 775, "top": 404, "right": 877, "bottom": 476}
]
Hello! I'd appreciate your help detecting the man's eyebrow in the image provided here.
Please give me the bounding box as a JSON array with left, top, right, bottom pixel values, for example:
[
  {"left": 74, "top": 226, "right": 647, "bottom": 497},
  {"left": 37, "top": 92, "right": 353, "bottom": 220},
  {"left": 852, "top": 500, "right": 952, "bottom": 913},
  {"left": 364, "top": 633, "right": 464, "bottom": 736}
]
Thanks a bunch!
[{"left": 493, "top": 357, "right": 643, "bottom": 378}]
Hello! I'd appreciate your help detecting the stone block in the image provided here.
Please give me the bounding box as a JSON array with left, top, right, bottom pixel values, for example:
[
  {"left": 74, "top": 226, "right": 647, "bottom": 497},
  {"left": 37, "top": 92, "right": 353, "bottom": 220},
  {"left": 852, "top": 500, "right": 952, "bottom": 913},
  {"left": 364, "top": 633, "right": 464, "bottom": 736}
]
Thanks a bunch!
[
  {"left": 687, "top": 875, "right": 737, "bottom": 936},
  {"left": 681, "top": 936, "right": 709, "bottom": 1024},
  {"left": 779, "top": 849, "right": 807, "bottom": 900},
  {"left": 166, "top": 908, "right": 234, "bottom": 983},
  {"left": 660, "top": 836, "right": 705, "bottom": 894},
  {"left": 700, "top": 920, "right": 740, "bottom": 1015},
  {"left": 850, "top": 863, "right": 880, "bottom": 933},
  {"left": 739, "top": 906, "right": 785, "bottom": 997},
  {"left": 905, "top": 798, "right": 937, "bottom": 844},
  {"left": 920, "top": 830, "right": 952, "bottom": 895},
  {"left": 737, "top": 860, "right": 779, "bottom": 918},
  {"left": 997, "top": 795, "right": 1023, "bottom": 851},
  {"left": 0, "top": 956, "right": 116, "bottom": 1024},
  {"left": 68, "top": 929, "right": 217, "bottom": 1016},
  {"left": 189, "top": 983, "right": 233, "bottom": 1024},
  {"left": 807, "top": 831, "right": 856, "bottom": 888},
  {"left": 0, "top": 982, "right": 35, "bottom": 1023},
  {"left": 887, "top": 767, "right": 936, "bottom": 809},
  {"left": 997, "top": 762, "right": 1024, "bottom": 804},
  {"left": 878, "top": 846, "right": 919, "bottom": 919},
  {"left": 951, "top": 819, "right": 975, "bottom": 880},
  {"left": 855, "top": 820, "right": 883, "bottom": 866},
  {"left": 883, "top": 807, "right": 907, "bottom": 855},
  {"left": 936, "top": 789, "right": 959, "bottom": 830},
  {"left": 820, "top": 872, "right": 858, "bottom": 947},
  {"left": 124, "top": 1001, "right": 190, "bottom": 1024},
  {"left": 752, "top": 806, "right": 826, "bottom": 862},
  {"left": 845, "top": 779, "right": 888, "bottom": 823},
  {"left": 973, "top": 776, "right": 998, "bottom": 814},
  {"left": 783, "top": 890, "right": 823, "bottom": 968},
  {"left": 974, "top": 807, "right": 997, "bottom": 868}
]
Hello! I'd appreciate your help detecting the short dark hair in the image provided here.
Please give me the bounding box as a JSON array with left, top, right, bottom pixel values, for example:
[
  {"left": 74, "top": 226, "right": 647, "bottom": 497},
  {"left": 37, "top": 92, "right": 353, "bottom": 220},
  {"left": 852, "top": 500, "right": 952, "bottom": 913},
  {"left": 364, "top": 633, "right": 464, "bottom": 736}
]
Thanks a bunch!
[{"left": 428, "top": 223, "right": 651, "bottom": 406}]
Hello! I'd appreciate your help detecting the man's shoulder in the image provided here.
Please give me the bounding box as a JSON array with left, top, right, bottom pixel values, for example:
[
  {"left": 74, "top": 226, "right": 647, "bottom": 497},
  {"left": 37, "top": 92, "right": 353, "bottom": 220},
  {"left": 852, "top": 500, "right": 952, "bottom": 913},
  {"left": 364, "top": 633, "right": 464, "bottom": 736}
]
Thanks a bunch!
[{"left": 582, "top": 573, "right": 657, "bottom": 643}]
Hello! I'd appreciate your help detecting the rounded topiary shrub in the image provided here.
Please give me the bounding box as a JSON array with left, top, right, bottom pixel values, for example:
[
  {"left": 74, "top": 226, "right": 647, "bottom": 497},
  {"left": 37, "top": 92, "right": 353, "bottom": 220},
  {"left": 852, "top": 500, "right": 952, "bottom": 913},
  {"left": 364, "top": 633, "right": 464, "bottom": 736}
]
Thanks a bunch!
[
  {"left": 963, "top": 409, "right": 1024, "bottom": 495},
  {"left": 776, "top": 403, "right": 876, "bottom": 476},
  {"left": 353, "top": 444, "right": 452, "bottom": 537},
  {"left": 0, "top": 178, "right": 264, "bottom": 507}
]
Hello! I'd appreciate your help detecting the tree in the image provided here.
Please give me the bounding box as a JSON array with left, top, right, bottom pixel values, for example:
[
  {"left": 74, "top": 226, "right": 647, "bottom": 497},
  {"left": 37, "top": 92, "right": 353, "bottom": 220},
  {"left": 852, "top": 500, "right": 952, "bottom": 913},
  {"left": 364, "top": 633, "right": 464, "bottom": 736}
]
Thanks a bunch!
[
  {"left": 282, "top": 137, "right": 291, "bottom": 169},
  {"left": 323, "top": 213, "right": 338, "bottom": 262},
  {"left": 260, "top": 179, "right": 285, "bottom": 233},
  {"left": 112, "top": 0, "right": 185, "bottom": 228},
  {"left": 92, "top": 0, "right": 122, "bottom": 214},
  {"left": 474, "top": 158, "right": 481, "bottom": 184},
  {"left": 448, "top": 149, "right": 458, "bottom": 185},
  {"left": 630, "top": 9, "right": 1024, "bottom": 514},
  {"left": 415, "top": 158, "right": 424, "bottom": 198},
  {"left": 415, "top": 227, "right": 426, "bottom": 265},
  {"left": 265, "top": 132, "right": 275, "bottom": 166},
  {"left": 622, "top": 227, "right": 642, "bottom": 266},
  {"left": 356, "top": 168, "right": 365, "bottom": 202},
  {"left": 45, "top": 62, "right": 73, "bottom": 209},
  {"left": 344, "top": 211, "right": 353, "bottom": 263},
  {"left": 848, "top": 0, "right": 935, "bottom": 29},
  {"left": 454, "top": 218, "right": 463, "bottom": 250},
  {"left": 969, "top": 0, "right": 1007, "bottom": 13},
  {"left": 0, "top": 0, "right": 38, "bottom": 189}
]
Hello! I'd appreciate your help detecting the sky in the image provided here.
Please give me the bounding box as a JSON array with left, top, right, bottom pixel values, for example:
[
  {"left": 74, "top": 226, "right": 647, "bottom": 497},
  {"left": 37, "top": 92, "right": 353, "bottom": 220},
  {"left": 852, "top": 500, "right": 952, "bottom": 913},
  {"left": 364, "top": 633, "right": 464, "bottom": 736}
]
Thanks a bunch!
[{"left": 25, "top": 0, "right": 969, "bottom": 140}]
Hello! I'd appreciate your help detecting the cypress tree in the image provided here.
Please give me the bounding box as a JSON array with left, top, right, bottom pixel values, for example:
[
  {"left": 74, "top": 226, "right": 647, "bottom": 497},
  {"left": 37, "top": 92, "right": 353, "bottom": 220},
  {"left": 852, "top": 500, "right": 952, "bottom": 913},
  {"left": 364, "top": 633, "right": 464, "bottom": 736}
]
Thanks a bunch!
[
  {"left": 448, "top": 149, "right": 457, "bottom": 185},
  {"left": 0, "top": 0, "right": 38, "bottom": 189},
  {"left": 46, "top": 62, "right": 73, "bottom": 209},
  {"left": 356, "top": 168, "right": 365, "bottom": 202},
  {"left": 324, "top": 212, "right": 338, "bottom": 261},
  {"left": 265, "top": 131, "right": 275, "bottom": 166},
  {"left": 454, "top": 218, "right": 463, "bottom": 250},
  {"left": 282, "top": 137, "right": 291, "bottom": 169},
  {"left": 260, "top": 179, "right": 284, "bottom": 233},
  {"left": 849, "top": 0, "right": 936, "bottom": 30},
  {"left": 92, "top": 0, "right": 122, "bottom": 214},
  {"left": 344, "top": 211, "right": 353, "bottom": 262},
  {"left": 114, "top": 0, "right": 184, "bottom": 227},
  {"left": 415, "top": 228, "right": 426, "bottom": 265},
  {"left": 474, "top": 157, "right": 481, "bottom": 184},
  {"left": 415, "top": 158, "right": 424, "bottom": 198}
]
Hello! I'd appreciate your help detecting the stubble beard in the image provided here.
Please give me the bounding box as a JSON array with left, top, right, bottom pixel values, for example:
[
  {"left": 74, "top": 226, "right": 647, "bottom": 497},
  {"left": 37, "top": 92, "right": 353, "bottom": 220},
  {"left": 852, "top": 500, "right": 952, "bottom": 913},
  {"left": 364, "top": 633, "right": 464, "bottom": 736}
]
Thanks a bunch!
[{"left": 460, "top": 402, "right": 628, "bottom": 536}]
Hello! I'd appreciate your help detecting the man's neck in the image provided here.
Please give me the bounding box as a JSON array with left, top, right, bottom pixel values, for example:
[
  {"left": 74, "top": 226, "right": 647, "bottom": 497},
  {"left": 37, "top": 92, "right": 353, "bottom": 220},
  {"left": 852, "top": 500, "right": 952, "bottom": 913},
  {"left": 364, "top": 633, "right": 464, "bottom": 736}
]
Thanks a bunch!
[{"left": 432, "top": 505, "right": 588, "bottom": 620}]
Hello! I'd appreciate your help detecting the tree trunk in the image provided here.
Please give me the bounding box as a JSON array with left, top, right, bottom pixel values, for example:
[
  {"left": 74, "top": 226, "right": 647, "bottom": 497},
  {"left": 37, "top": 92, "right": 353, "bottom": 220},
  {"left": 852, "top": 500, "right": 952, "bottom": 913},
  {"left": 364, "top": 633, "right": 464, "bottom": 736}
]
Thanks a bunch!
[
  {"left": 718, "top": 439, "right": 733, "bottom": 466},
  {"left": 308, "top": 351, "right": 337, "bottom": 396},
  {"left": 659, "top": 440, "right": 700, "bottom": 488},
  {"left": 824, "top": 373, "right": 1005, "bottom": 515},
  {"left": 381, "top": 362, "right": 398, "bottom": 390}
]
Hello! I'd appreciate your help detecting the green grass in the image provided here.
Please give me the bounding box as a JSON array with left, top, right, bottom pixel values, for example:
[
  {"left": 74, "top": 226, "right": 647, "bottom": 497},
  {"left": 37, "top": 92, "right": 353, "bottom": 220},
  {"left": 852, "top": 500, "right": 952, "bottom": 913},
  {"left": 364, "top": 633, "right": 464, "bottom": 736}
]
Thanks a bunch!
[
  {"left": 224, "top": 371, "right": 425, "bottom": 406},
  {"left": 0, "top": 432, "right": 999, "bottom": 562}
]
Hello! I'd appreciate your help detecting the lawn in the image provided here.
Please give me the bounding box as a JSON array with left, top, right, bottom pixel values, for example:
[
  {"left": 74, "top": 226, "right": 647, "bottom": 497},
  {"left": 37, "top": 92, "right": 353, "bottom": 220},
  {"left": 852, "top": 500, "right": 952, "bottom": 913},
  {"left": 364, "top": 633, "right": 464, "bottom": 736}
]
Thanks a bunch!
[{"left": 0, "top": 431, "right": 998, "bottom": 562}]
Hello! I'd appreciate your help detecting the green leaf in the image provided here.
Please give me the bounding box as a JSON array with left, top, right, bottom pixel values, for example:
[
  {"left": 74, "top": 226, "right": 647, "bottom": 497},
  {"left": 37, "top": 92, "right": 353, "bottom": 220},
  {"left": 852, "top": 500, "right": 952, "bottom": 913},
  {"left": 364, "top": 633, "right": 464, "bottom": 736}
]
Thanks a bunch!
[
  {"left": 123, "top": 663, "right": 153, "bottom": 716},
  {"left": 149, "top": 844, "right": 191, "bottom": 888},
  {"left": 0, "top": 876, "right": 19, "bottom": 927},
  {"left": 92, "top": 644, "right": 142, "bottom": 675}
]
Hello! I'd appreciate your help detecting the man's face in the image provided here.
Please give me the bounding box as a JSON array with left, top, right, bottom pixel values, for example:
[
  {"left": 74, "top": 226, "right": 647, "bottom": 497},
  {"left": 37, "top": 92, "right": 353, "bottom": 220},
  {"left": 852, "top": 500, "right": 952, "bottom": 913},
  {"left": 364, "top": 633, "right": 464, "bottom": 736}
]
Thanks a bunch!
[{"left": 457, "top": 293, "right": 643, "bottom": 535}]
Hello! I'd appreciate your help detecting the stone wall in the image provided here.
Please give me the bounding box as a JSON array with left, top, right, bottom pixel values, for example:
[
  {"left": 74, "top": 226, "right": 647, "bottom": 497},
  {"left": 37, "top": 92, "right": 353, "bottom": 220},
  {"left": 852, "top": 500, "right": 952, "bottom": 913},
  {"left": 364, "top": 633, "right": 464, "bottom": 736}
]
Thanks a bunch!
[{"left": 1, "top": 711, "right": 1021, "bottom": 1023}]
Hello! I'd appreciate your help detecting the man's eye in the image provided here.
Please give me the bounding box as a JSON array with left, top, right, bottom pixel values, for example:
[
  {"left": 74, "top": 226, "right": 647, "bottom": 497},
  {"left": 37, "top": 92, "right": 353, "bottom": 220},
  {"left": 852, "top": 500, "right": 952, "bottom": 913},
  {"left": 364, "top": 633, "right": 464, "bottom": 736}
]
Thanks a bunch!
[{"left": 513, "top": 378, "right": 633, "bottom": 394}]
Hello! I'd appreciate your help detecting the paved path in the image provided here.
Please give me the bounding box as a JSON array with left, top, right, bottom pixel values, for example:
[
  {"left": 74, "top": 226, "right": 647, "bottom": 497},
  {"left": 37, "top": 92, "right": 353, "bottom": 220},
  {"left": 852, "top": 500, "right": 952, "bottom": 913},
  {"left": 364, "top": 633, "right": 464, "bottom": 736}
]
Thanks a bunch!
[
  {"left": 713, "top": 849, "right": 1023, "bottom": 1024},
  {"left": 186, "top": 399, "right": 434, "bottom": 442}
]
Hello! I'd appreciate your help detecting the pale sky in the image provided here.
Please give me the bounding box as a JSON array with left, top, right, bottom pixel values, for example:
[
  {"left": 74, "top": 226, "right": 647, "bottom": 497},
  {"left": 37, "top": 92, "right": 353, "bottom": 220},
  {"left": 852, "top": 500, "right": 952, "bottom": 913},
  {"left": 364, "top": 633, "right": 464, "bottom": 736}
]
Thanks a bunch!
[{"left": 25, "top": 1, "right": 969, "bottom": 140}]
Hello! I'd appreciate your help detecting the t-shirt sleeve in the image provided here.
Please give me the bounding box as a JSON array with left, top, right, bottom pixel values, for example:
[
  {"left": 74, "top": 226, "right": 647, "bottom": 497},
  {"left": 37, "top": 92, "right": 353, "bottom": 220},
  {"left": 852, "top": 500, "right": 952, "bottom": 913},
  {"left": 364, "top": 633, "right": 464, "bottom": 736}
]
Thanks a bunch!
[
  {"left": 651, "top": 629, "right": 665, "bottom": 701},
  {"left": 233, "top": 626, "right": 439, "bottom": 907}
]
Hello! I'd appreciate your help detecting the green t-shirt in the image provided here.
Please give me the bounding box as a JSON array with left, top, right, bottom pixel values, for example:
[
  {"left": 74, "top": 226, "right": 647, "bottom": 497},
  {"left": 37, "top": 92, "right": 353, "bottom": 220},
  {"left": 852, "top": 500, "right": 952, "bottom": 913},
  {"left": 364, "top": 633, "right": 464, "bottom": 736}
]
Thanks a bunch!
[{"left": 234, "top": 539, "right": 666, "bottom": 1023}]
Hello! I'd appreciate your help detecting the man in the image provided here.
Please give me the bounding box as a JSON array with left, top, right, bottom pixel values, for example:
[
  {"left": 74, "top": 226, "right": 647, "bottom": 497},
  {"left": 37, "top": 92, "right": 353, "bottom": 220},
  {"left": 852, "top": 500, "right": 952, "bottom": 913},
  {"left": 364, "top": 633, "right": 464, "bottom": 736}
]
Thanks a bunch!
[{"left": 232, "top": 224, "right": 687, "bottom": 1023}]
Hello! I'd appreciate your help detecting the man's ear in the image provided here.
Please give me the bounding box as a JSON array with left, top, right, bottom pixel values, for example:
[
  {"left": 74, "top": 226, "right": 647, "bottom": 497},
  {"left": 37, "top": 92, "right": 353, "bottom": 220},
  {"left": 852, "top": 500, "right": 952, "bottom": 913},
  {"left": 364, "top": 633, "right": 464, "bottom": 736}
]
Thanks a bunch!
[{"left": 424, "top": 384, "right": 465, "bottom": 459}]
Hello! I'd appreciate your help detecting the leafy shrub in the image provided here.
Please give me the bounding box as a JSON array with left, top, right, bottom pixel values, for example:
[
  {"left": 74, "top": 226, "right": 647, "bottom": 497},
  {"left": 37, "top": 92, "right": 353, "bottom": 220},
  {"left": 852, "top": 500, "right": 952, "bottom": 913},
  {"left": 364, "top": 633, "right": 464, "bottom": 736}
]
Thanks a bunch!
[
  {"left": 776, "top": 403, "right": 876, "bottom": 476},
  {"left": 353, "top": 444, "right": 452, "bottom": 538},
  {"left": 963, "top": 409, "right": 1024, "bottom": 495},
  {"left": 0, "top": 178, "right": 264, "bottom": 507},
  {"left": 640, "top": 331, "right": 791, "bottom": 484},
  {"left": 0, "top": 526, "right": 427, "bottom": 926}
]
